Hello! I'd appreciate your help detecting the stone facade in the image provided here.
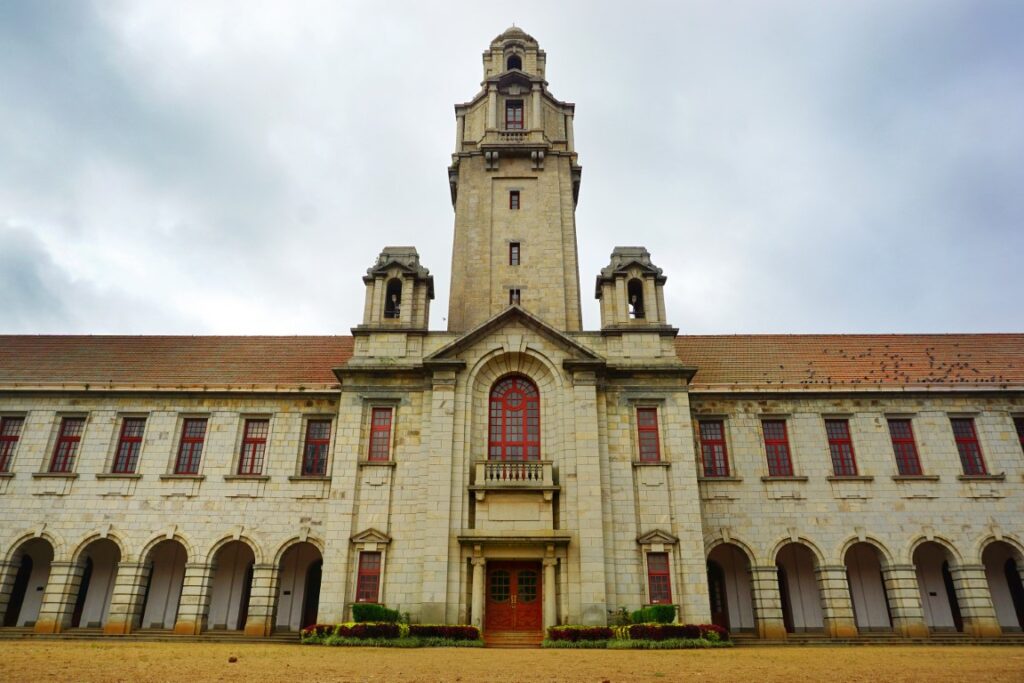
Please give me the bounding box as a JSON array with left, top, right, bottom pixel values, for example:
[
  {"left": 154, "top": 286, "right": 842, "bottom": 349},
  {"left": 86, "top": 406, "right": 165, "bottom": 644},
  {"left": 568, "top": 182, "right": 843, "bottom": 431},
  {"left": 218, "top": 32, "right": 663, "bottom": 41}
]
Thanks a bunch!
[{"left": 0, "top": 27, "right": 1022, "bottom": 641}]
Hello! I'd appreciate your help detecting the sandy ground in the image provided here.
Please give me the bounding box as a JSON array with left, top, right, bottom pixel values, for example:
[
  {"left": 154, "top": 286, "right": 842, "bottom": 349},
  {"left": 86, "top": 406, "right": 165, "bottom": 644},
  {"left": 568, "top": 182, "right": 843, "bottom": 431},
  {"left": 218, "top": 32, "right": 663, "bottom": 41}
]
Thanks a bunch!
[{"left": 1, "top": 641, "right": 1022, "bottom": 682}]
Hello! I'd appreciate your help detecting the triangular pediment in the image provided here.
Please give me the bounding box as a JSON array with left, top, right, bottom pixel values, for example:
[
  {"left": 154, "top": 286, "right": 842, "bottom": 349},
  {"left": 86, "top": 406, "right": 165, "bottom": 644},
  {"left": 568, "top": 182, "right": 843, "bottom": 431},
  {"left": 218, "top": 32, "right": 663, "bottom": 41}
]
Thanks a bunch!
[
  {"left": 636, "top": 529, "right": 679, "bottom": 545},
  {"left": 489, "top": 70, "right": 541, "bottom": 89},
  {"left": 424, "top": 306, "right": 604, "bottom": 365},
  {"left": 350, "top": 528, "right": 392, "bottom": 545}
]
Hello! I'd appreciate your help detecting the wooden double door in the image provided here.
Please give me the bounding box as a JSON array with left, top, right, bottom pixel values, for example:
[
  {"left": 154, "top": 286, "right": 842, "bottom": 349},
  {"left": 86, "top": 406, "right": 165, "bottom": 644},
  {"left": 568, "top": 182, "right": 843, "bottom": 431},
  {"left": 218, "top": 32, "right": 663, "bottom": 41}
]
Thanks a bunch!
[{"left": 485, "top": 561, "right": 542, "bottom": 632}]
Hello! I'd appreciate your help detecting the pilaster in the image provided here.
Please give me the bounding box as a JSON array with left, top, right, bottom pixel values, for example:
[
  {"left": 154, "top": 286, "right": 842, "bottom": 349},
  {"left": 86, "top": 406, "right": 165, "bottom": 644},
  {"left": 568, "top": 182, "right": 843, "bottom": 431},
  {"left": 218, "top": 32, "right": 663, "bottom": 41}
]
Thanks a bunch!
[
  {"left": 571, "top": 371, "right": 608, "bottom": 624},
  {"left": 244, "top": 563, "right": 280, "bottom": 637},
  {"left": 816, "top": 564, "right": 858, "bottom": 638},
  {"left": 881, "top": 564, "right": 929, "bottom": 638},
  {"left": 951, "top": 564, "right": 1002, "bottom": 637},
  {"left": 470, "top": 557, "right": 485, "bottom": 630},
  {"left": 173, "top": 562, "right": 214, "bottom": 635},
  {"left": 750, "top": 565, "right": 787, "bottom": 640},
  {"left": 543, "top": 557, "right": 558, "bottom": 630},
  {"left": 103, "top": 561, "right": 150, "bottom": 635},
  {"left": 419, "top": 370, "right": 457, "bottom": 623},
  {"left": 33, "top": 561, "right": 82, "bottom": 634},
  {"left": 0, "top": 560, "right": 17, "bottom": 622}
]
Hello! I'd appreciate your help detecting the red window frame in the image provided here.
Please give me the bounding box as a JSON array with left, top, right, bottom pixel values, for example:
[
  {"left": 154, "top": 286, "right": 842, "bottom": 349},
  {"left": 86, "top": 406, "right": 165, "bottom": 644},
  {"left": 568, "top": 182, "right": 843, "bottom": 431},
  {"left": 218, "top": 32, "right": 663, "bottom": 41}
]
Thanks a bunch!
[
  {"left": 1014, "top": 417, "right": 1024, "bottom": 454},
  {"left": 355, "top": 551, "right": 382, "bottom": 603},
  {"left": 238, "top": 419, "right": 269, "bottom": 475},
  {"left": 951, "top": 418, "right": 986, "bottom": 475},
  {"left": 49, "top": 417, "right": 85, "bottom": 473},
  {"left": 0, "top": 417, "right": 25, "bottom": 473},
  {"left": 762, "top": 420, "right": 793, "bottom": 477},
  {"left": 509, "top": 241, "right": 520, "bottom": 265},
  {"left": 174, "top": 418, "right": 207, "bottom": 475},
  {"left": 646, "top": 552, "right": 672, "bottom": 604},
  {"left": 368, "top": 408, "right": 393, "bottom": 462},
  {"left": 699, "top": 420, "right": 729, "bottom": 477},
  {"left": 112, "top": 417, "right": 146, "bottom": 474},
  {"left": 505, "top": 100, "right": 524, "bottom": 130},
  {"left": 636, "top": 407, "right": 661, "bottom": 462},
  {"left": 509, "top": 191, "right": 520, "bottom": 210},
  {"left": 825, "top": 419, "right": 857, "bottom": 476},
  {"left": 888, "top": 419, "right": 922, "bottom": 475},
  {"left": 488, "top": 376, "right": 540, "bottom": 461},
  {"left": 302, "top": 420, "right": 331, "bottom": 476}
]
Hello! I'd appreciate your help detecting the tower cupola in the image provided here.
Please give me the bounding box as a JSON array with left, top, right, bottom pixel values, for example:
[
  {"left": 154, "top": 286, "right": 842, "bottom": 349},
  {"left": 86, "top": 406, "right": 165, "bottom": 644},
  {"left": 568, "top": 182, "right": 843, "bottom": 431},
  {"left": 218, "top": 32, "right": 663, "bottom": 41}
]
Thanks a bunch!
[{"left": 359, "top": 247, "right": 433, "bottom": 330}]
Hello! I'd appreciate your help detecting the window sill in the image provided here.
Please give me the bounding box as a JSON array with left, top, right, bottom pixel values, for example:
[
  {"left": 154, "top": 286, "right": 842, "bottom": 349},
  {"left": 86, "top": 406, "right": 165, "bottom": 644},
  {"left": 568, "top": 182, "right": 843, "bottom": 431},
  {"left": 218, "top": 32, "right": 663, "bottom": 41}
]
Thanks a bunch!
[
  {"left": 159, "top": 474, "right": 205, "bottom": 481},
  {"left": 760, "top": 475, "right": 808, "bottom": 482},
  {"left": 826, "top": 475, "right": 874, "bottom": 482},
  {"left": 892, "top": 475, "right": 940, "bottom": 482},
  {"left": 32, "top": 472, "right": 79, "bottom": 479},
  {"left": 96, "top": 473, "right": 142, "bottom": 480},
  {"left": 0, "top": 472, "right": 14, "bottom": 479},
  {"left": 288, "top": 475, "right": 331, "bottom": 482},
  {"left": 224, "top": 474, "right": 270, "bottom": 482},
  {"left": 957, "top": 473, "right": 1005, "bottom": 482},
  {"left": 698, "top": 476, "right": 742, "bottom": 482},
  {"left": 632, "top": 461, "right": 670, "bottom": 468},
  {"left": 358, "top": 461, "right": 397, "bottom": 468}
]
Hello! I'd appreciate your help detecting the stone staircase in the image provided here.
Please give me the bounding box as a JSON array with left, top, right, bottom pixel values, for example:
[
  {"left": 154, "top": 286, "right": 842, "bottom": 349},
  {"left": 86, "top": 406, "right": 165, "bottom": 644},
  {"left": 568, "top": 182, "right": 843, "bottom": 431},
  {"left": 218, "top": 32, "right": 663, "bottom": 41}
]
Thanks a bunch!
[{"left": 483, "top": 630, "right": 544, "bottom": 648}]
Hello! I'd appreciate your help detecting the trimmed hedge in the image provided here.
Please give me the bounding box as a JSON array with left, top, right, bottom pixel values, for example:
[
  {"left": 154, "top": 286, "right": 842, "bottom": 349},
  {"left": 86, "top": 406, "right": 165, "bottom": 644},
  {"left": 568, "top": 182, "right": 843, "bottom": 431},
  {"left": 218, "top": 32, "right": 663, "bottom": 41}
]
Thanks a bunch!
[
  {"left": 543, "top": 622, "right": 732, "bottom": 649},
  {"left": 301, "top": 621, "right": 483, "bottom": 647},
  {"left": 630, "top": 605, "right": 676, "bottom": 624},
  {"left": 608, "top": 638, "right": 731, "bottom": 649},
  {"left": 351, "top": 603, "right": 402, "bottom": 623},
  {"left": 627, "top": 623, "right": 700, "bottom": 640},
  {"left": 408, "top": 624, "right": 480, "bottom": 641},
  {"left": 547, "top": 626, "right": 614, "bottom": 642}
]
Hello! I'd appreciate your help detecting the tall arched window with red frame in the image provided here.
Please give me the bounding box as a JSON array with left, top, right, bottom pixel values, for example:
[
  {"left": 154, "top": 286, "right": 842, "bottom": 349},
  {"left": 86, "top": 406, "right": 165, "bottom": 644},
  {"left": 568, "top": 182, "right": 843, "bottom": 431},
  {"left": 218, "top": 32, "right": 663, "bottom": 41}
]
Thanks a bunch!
[{"left": 488, "top": 376, "right": 540, "bottom": 461}]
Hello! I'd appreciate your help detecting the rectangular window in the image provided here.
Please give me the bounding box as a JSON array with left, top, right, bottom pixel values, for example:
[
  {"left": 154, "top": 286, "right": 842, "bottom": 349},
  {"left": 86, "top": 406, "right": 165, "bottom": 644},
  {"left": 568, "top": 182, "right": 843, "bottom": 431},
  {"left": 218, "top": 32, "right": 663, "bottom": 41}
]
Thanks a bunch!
[
  {"left": 699, "top": 420, "right": 729, "bottom": 477},
  {"left": 112, "top": 417, "right": 146, "bottom": 474},
  {"left": 762, "top": 419, "right": 793, "bottom": 476},
  {"left": 0, "top": 417, "right": 25, "bottom": 473},
  {"left": 49, "top": 417, "right": 85, "bottom": 473},
  {"left": 646, "top": 552, "right": 672, "bottom": 604},
  {"left": 355, "top": 551, "right": 382, "bottom": 603},
  {"left": 505, "top": 100, "right": 523, "bottom": 129},
  {"left": 951, "top": 418, "right": 986, "bottom": 475},
  {"left": 238, "top": 419, "right": 269, "bottom": 475},
  {"left": 368, "top": 408, "right": 393, "bottom": 462},
  {"left": 509, "top": 241, "right": 520, "bottom": 265},
  {"left": 509, "top": 190, "right": 520, "bottom": 210},
  {"left": 637, "top": 408, "right": 661, "bottom": 462},
  {"left": 174, "top": 418, "right": 207, "bottom": 475},
  {"left": 1015, "top": 417, "right": 1024, "bottom": 454},
  {"left": 888, "top": 419, "right": 922, "bottom": 475},
  {"left": 825, "top": 419, "right": 857, "bottom": 476},
  {"left": 509, "top": 288, "right": 521, "bottom": 305},
  {"left": 302, "top": 420, "right": 331, "bottom": 476}
]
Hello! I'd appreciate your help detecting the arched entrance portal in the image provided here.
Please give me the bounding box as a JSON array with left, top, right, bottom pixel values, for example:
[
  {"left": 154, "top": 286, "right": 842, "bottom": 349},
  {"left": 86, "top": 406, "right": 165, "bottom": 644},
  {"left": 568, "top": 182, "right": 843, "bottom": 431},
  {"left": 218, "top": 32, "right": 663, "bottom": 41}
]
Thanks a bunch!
[
  {"left": 70, "top": 539, "right": 120, "bottom": 629},
  {"left": 2, "top": 538, "right": 53, "bottom": 628},
  {"left": 845, "top": 543, "right": 892, "bottom": 631},
  {"left": 776, "top": 543, "right": 824, "bottom": 633},
  {"left": 275, "top": 542, "right": 323, "bottom": 632},
  {"left": 982, "top": 541, "right": 1024, "bottom": 631},
  {"left": 706, "top": 544, "right": 755, "bottom": 633},
  {"left": 139, "top": 540, "right": 187, "bottom": 630},
  {"left": 913, "top": 542, "right": 963, "bottom": 632},
  {"left": 208, "top": 541, "right": 255, "bottom": 631}
]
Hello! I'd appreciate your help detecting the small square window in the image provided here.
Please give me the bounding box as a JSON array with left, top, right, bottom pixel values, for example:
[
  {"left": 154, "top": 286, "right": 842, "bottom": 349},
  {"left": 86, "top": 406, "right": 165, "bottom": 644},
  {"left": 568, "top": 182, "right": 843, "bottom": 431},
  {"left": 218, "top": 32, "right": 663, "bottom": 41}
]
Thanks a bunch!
[
  {"left": 509, "top": 288, "right": 521, "bottom": 306},
  {"left": 50, "top": 417, "right": 85, "bottom": 473},
  {"left": 509, "top": 190, "right": 520, "bottom": 210},
  {"left": 699, "top": 420, "right": 729, "bottom": 477},
  {"left": 951, "top": 418, "right": 986, "bottom": 475},
  {"left": 509, "top": 242, "right": 520, "bottom": 265},
  {"left": 762, "top": 420, "right": 793, "bottom": 476},
  {"left": 174, "top": 418, "right": 207, "bottom": 475},
  {"left": 0, "top": 417, "right": 25, "bottom": 473},
  {"left": 302, "top": 420, "right": 332, "bottom": 476},
  {"left": 238, "top": 419, "right": 269, "bottom": 475},
  {"left": 112, "top": 417, "right": 146, "bottom": 474},
  {"left": 368, "top": 408, "right": 393, "bottom": 462},
  {"left": 825, "top": 419, "right": 857, "bottom": 476}
]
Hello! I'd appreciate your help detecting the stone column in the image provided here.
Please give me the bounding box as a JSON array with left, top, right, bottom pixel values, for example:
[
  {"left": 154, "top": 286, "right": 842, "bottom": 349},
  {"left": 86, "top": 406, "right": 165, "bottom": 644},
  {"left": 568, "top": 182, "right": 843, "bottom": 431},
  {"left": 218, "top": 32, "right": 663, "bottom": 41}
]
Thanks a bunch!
[
  {"left": 572, "top": 371, "right": 608, "bottom": 625},
  {"left": 816, "top": 565, "right": 858, "bottom": 638},
  {"left": 419, "top": 370, "right": 457, "bottom": 623},
  {"left": 33, "top": 561, "right": 83, "bottom": 634},
  {"left": 565, "top": 112, "right": 575, "bottom": 151},
  {"left": 470, "top": 558, "right": 485, "bottom": 630},
  {"left": 531, "top": 84, "right": 542, "bottom": 131},
  {"left": 244, "top": 563, "right": 280, "bottom": 637},
  {"left": 951, "top": 564, "right": 1002, "bottom": 637},
  {"left": 455, "top": 114, "right": 465, "bottom": 149},
  {"left": 173, "top": 562, "right": 214, "bottom": 635},
  {"left": 0, "top": 560, "right": 17, "bottom": 622},
  {"left": 103, "top": 561, "right": 150, "bottom": 635},
  {"left": 486, "top": 85, "right": 497, "bottom": 129},
  {"left": 750, "top": 565, "right": 786, "bottom": 640},
  {"left": 543, "top": 558, "right": 557, "bottom": 631},
  {"left": 881, "top": 564, "right": 929, "bottom": 637},
  {"left": 614, "top": 276, "right": 628, "bottom": 324}
]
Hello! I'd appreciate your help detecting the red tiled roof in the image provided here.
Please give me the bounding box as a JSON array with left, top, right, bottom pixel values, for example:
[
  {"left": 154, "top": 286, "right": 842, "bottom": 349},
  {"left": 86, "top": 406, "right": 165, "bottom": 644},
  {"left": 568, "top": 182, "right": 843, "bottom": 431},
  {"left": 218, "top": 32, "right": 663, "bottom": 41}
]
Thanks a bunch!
[
  {"left": 0, "top": 336, "right": 353, "bottom": 388},
  {"left": 676, "top": 334, "right": 1024, "bottom": 390}
]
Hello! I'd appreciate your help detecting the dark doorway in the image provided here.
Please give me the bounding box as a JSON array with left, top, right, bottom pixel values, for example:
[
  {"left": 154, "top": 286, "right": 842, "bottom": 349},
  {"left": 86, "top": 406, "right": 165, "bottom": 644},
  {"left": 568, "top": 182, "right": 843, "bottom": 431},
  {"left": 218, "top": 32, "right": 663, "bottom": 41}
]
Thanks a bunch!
[
  {"left": 707, "top": 560, "right": 729, "bottom": 630},
  {"left": 1005, "top": 559, "right": 1024, "bottom": 629},
  {"left": 941, "top": 562, "right": 964, "bottom": 633},
  {"left": 3, "top": 556, "right": 33, "bottom": 627},
  {"left": 301, "top": 560, "right": 323, "bottom": 629},
  {"left": 71, "top": 558, "right": 94, "bottom": 628}
]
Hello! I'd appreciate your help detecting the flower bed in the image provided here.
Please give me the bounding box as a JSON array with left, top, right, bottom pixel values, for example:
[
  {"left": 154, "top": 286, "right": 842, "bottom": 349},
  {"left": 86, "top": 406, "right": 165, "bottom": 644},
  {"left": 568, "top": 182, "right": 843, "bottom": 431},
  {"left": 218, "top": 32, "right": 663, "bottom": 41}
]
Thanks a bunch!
[
  {"left": 542, "top": 622, "right": 731, "bottom": 649},
  {"left": 301, "top": 622, "right": 482, "bottom": 647}
]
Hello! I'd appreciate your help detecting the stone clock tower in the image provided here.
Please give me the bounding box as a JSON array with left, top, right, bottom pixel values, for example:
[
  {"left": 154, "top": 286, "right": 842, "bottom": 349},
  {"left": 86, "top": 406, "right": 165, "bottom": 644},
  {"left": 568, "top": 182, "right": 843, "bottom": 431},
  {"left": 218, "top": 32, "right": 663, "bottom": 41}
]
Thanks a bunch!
[{"left": 447, "top": 27, "right": 584, "bottom": 332}]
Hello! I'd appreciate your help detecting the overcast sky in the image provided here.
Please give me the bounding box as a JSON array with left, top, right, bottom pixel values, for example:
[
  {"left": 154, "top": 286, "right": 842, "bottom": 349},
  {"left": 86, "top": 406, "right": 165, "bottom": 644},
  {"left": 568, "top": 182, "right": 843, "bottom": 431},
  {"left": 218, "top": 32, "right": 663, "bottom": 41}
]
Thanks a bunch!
[{"left": 1, "top": 1, "right": 1022, "bottom": 336}]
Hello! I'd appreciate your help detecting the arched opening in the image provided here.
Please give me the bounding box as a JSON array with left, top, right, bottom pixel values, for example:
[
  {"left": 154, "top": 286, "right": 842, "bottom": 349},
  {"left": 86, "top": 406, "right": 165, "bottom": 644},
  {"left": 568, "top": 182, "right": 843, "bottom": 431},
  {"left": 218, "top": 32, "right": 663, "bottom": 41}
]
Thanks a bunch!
[
  {"left": 139, "top": 540, "right": 187, "bottom": 630},
  {"left": 70, "top": 539, "right": 120, "bottom": 629},
  {"left": 488, "top": 376, "right": 540, "bottom": 461},
  {"left": 775, "top": 543, "right": 823, "bottom": 633},
  {"left": 844, "top": 543, "right": 892, "bottom": 631},
  {"left": 507, "top": 55, "right": 522, "bottom": 70},
  {"left": 383, "top": 278, "right": 402, "bottom": 320},
  {"left": 982, "top": 542, "right": 1024, "bottom": 631},
  {"left": 208, "top": 541, "right": 255, "bottom": 631},
  {"left": 274, "top": 542, "right": 324, "bottom": 632},
  {"left": 627, "top": 278, "right": 645, "bottom": 319},
  {"left": 707, "top": 544, "right": 754, "bottom": 632},
  {"left": 2, "top": 538, "right": 53, "bottom": 628},
  {"left": 913, "top": 541, "right": 963, "bottom": 632}
]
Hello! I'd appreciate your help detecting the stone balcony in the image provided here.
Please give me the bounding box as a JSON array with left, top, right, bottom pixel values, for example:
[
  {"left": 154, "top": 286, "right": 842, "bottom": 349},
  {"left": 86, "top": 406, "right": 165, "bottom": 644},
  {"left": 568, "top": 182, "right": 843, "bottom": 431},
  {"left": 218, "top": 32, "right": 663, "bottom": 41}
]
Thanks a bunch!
[
  {"left": 479, "top": 129, "right": 550, "bottom": 150},
  {"left": 470, "top": 460, "right": 558, "bottom": 501}
]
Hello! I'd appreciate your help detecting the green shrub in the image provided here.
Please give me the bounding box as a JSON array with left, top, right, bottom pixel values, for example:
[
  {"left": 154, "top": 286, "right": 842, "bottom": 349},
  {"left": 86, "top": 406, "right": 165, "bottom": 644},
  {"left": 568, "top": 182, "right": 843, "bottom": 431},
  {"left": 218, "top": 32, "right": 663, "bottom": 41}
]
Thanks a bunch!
[
  {"left": 608, "top": 637, "right": 732, "bottom": 649},
  {"left": 351, "top": 603, "right": 402, "bottom": 623},
  {"left": 547, "top": 625, "right": 614, "bottom": 642},
  {"left": 541, "top": 639, "right": 610, "bottom": 648},
  {"left": 630, "top": 605, "right": 676, "bottom": 624}
]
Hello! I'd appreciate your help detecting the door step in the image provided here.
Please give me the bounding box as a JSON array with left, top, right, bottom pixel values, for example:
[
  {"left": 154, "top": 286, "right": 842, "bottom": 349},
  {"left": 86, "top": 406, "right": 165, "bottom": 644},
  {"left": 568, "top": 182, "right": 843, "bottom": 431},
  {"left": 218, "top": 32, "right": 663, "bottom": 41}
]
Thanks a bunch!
[{"left": 484, "top": 630, "right": 544, "bottom": 648}]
